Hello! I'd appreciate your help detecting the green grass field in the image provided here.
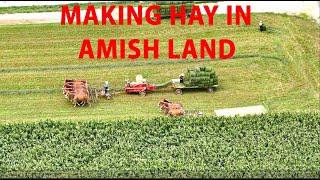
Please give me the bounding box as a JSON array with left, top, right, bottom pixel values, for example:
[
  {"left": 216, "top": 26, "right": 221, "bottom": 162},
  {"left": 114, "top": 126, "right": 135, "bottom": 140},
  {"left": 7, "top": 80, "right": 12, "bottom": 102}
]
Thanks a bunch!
[
  {"left": 0, "top": 10, "right": 320, "bottom": 178},
  {"left": 0, "top": 13, "right": 319, "bottom": 123}
]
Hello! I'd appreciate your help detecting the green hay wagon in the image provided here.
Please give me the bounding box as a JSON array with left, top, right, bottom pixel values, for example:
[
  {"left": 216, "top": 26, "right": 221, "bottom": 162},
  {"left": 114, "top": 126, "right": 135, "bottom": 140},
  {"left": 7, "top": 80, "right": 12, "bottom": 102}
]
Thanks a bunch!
[{"left": 171, "top": 66, "right": 219, "bottom": 95}]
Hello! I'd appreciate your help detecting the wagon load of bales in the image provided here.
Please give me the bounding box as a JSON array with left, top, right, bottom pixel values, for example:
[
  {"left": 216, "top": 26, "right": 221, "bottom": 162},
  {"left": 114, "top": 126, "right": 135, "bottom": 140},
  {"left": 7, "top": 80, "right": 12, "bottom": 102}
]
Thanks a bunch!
[{"left": 184, "top": 66, "right": 218, "bottom": 87}]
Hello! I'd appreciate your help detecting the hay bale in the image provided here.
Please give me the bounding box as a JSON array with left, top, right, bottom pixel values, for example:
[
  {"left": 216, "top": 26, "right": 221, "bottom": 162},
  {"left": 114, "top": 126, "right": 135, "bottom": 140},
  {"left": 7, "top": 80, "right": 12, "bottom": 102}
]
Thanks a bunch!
[
  {"left": 202, "top": 77, "right": 210, "bottom": 81},
  {"left": 205, "top": 67, "right": 212, "bottom": 72},
  {"left": 212, "top": 79, "right": 218, "bottom": 85},
  {"left": 210, "top": 73, "right": 216, "bottom": 78},
  {"left": 190, "top": 76, "right": 201, "bottom": 81},
  {"left": 202, "top": 72, "right": 211, "bottom": 76},
  {"left": 190, "top": 71, "right": 196, "bottom": 77},
  {"left": 195, "top": 77, "right": 202, "bottom": 81}
]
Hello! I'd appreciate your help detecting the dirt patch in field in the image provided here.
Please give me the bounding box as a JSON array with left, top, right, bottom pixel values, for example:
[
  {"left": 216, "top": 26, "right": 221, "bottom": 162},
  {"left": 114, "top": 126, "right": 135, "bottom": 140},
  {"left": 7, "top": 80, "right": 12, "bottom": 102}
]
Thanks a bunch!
[{"left": 0, "top": 19, "right": 55, "bottom": 25}]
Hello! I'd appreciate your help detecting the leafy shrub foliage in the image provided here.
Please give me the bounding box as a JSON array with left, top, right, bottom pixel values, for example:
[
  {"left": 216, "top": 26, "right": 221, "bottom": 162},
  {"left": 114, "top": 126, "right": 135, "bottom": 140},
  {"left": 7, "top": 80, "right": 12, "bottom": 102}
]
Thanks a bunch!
[{"left": 0, "top": 112, "right": 319, "bottom": 178}]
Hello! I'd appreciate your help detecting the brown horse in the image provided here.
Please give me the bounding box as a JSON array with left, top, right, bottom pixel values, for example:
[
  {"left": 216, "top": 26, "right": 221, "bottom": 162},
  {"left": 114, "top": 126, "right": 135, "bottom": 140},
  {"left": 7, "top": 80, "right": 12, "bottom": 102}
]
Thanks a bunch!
[
  {"left": 72, "top": 81, "right": 90, "bottom": 106},
  {"left": 158, "top": 99, "right": 184, "bottom": 117}
]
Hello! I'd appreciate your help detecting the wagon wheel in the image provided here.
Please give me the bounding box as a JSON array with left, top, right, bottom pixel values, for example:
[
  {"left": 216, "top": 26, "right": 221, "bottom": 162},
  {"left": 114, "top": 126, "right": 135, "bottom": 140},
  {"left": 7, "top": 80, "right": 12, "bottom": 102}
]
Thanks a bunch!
[
  {"left": 139, "top": 91, "right": 146, "bottom": 96},
  {"left": 208, "top": 88, "right": 214, "bottom": 93},
  {"left": 101, "top": 89, "right": 109, "bottom": 98},
  {"left": 175, "top": 89, "right": 182, "bottom": 95},
  {"left": 106, "top": 94, "right": 112, "bottom": 100}
]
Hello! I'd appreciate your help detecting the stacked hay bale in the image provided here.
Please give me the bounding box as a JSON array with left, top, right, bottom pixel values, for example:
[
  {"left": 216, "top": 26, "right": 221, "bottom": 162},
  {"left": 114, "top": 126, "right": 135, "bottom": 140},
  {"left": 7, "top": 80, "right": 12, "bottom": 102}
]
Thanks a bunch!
[{"left": 184, "top": 66, "right": 218, "bottom": 87}]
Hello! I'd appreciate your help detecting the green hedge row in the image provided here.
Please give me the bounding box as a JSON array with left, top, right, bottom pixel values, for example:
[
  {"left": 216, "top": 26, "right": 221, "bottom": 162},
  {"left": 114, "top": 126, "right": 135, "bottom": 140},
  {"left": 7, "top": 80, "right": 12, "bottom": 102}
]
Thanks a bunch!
[{"left": 0, "top": 112, "right": 319, "bottom": 178}]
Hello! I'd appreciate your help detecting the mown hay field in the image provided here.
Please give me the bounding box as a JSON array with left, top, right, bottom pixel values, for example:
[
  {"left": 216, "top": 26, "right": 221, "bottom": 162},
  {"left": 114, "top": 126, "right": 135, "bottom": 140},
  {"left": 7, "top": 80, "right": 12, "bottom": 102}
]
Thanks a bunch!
[
  {"left": 0, "top": 13, "right": 319, "bottom": 123},
  {"left": 0, "top": 10, "right": 320, "bottom": 178}
]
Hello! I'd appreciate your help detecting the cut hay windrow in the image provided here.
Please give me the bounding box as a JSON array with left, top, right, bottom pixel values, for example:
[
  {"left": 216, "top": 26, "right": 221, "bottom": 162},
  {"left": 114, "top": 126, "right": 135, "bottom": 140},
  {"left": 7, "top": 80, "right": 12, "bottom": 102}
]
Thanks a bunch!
[
  {"left": 0, "top": 88, "right": 61, "bottom": 95},
  {"left": 0, "top": 54, "right": 268, "bottom": 74}
]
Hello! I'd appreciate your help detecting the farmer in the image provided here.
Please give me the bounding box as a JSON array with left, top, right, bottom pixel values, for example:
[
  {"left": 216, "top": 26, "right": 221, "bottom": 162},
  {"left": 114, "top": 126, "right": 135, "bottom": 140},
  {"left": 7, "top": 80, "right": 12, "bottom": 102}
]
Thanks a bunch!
[
  {"left": 102, "top": 81, "right": 113, "bottom": 99},
  {"left": 103, "top": 81, "right": 110, "bottom": 94},
  {"left": 259, "top": 21, "right": 266, "bottom": 32},
  {"left": 179, "top": 73, "right": 185, "bottom": 83}
]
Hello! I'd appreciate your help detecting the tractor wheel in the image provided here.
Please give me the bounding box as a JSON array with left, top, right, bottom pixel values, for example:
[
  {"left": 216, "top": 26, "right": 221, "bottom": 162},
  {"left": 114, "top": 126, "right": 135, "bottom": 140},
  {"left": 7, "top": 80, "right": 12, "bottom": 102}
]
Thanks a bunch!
[
  {"left": 208, "top": 88, "right": 214, "bottom": 93},
  {"left": 175, "top": 89, "right": 182, "bottom": 95},
  {"left": 139, "top": 91, "right": 146, "bottom": 96}
]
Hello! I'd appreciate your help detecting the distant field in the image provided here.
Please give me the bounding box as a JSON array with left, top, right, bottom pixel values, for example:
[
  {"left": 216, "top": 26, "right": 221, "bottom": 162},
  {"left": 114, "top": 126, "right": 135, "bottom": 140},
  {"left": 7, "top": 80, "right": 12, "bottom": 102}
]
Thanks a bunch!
[
  {"left": 0, "top": 1, "right": 212, "bottom": 14},
  {"left": 0, "top": 13, "right": 319, "bottom": 123},
  {"left": 0, "top": 1, "right": 142, "bottom": 14}
]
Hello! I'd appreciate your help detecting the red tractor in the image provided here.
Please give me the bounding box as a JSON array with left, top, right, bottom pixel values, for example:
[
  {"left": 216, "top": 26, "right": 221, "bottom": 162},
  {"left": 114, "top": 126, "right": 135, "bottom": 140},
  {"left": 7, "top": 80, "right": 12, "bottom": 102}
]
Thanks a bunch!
[{"left": 124, "top": 75, "right": 157, "bottom": 96}]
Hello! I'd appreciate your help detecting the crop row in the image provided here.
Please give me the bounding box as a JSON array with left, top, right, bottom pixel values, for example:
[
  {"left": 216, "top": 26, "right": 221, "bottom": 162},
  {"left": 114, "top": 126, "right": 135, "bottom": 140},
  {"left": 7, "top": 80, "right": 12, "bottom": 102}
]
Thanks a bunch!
[{"left": 0, "top": 54, "right": 267, "bottom": 74}]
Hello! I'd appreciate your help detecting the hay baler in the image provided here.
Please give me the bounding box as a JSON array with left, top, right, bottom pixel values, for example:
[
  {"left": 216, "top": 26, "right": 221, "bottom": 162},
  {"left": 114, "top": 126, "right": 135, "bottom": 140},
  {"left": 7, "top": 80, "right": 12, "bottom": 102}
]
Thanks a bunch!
[
  {"left": 124, "top": 74, "right": 174, "bottom": 96},
  {"left": 124, "top": 82, "right": 157, "bottom": 96}
]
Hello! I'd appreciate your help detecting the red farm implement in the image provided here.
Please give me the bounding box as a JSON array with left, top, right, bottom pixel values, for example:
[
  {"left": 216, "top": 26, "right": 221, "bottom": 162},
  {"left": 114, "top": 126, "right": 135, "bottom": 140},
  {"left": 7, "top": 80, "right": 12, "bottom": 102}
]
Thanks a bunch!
[{"left": 124, "top": 74, "right": 157, "bottom": 96}]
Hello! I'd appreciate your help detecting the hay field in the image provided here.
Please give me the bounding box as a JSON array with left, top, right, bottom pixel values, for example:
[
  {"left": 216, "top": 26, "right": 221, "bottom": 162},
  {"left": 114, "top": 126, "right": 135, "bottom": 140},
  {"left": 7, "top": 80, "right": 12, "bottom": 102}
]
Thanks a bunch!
[{"left": 0, "top": 13, "right": 319, "bottom": 123}]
